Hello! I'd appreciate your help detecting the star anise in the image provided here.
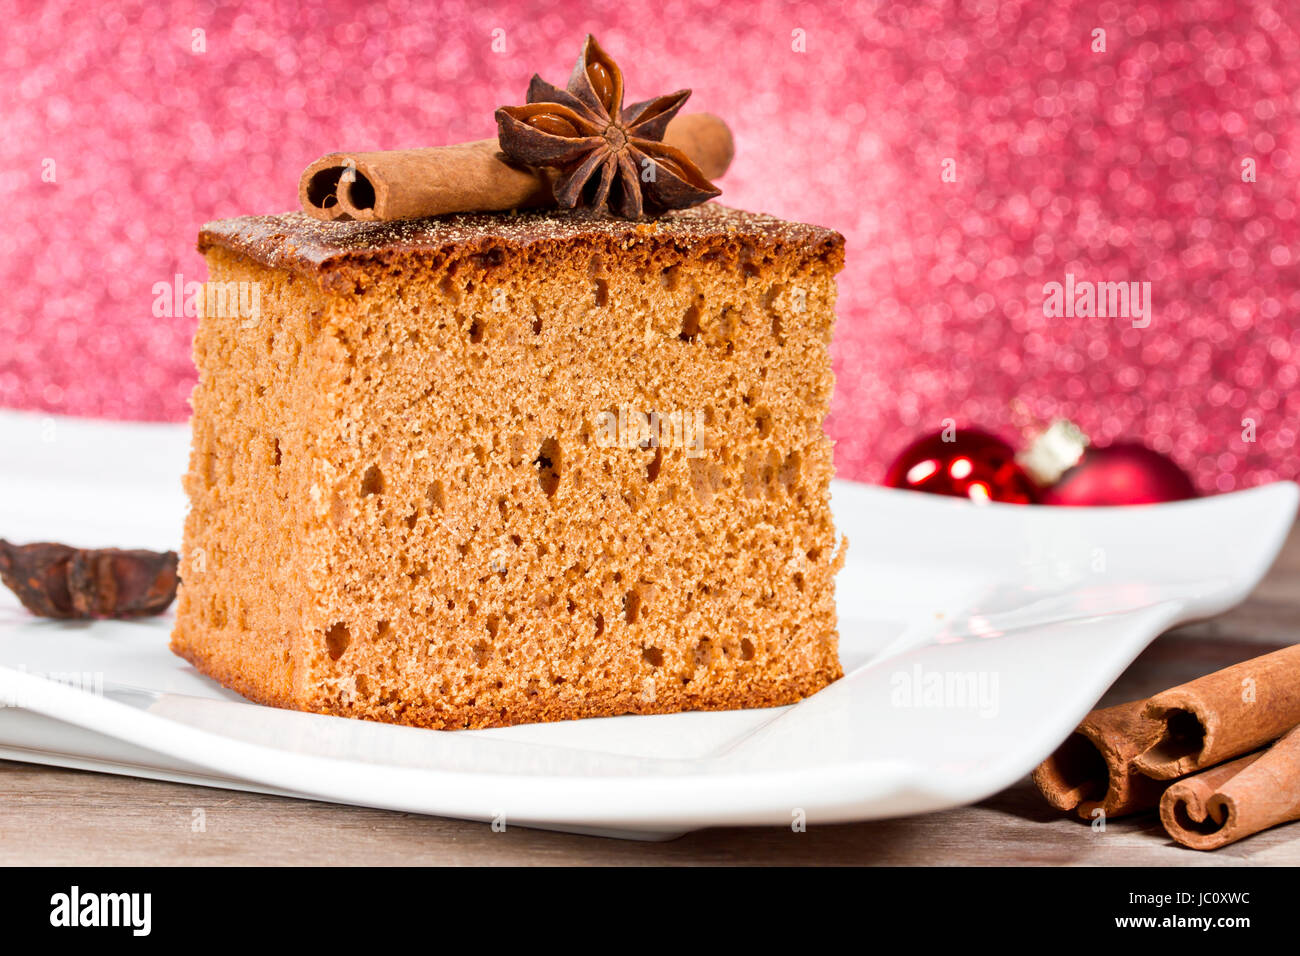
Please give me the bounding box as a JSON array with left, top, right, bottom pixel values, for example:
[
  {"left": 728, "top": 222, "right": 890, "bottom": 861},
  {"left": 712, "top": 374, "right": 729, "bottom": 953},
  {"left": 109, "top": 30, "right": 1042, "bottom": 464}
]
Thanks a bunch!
[
  {"left": 495, "top": 35, "right": 720, "bottom": 219},
  {"left": 0, "top": 539, "right": 179, "bottom": 619}
]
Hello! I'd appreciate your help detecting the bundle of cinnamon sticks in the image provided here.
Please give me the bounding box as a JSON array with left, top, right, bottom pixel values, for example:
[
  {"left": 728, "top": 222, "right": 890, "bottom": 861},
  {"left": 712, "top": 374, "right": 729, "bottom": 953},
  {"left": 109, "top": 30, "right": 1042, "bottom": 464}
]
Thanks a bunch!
[{"left": 1033, "top": 644, "right": 1300, "bottom": 849}]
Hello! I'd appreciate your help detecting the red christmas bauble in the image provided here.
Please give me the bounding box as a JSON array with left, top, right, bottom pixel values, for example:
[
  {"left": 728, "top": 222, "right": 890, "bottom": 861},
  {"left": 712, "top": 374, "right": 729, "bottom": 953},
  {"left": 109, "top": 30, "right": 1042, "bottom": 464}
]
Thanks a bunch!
[
  {"left": 884, "top": 427, "right": 1040, "bottom": 504},
  {"left": 1040, "top": 443, "right": 1198, "bottom": 507}
]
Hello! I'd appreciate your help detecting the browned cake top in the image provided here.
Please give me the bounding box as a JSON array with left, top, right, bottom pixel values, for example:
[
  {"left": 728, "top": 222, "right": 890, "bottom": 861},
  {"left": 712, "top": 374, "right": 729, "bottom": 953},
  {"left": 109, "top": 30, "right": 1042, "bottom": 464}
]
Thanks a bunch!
[{"left": 198, "top": 203, "right": 843, "bottom": 285}]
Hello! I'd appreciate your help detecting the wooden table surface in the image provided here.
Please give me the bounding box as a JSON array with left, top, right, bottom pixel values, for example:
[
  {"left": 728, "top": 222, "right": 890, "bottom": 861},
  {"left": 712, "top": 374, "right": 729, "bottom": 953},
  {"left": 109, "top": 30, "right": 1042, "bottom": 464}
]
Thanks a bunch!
[{"left": 2, "top": 523, "right": 1298, "bottom": 867}]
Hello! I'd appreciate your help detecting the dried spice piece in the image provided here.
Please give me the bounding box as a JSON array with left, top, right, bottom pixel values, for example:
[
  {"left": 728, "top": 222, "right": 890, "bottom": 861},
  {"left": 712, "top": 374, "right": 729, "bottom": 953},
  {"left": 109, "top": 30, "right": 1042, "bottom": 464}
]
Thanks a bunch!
[
  {"left": 1159, "top": 724, "right": 1300, "bottom": 850},
  {"left": 1132, "top": 644, "right": 1300, "bottom": 779},
  {"left": 0, "top": 539, "right": 178, "bottom": 620},
  {"left": 1031, "top": 698, "right": 1168, "bottom": 820},
  {"left": 495, "top": 35, "right": 721, "bottom": 219}
]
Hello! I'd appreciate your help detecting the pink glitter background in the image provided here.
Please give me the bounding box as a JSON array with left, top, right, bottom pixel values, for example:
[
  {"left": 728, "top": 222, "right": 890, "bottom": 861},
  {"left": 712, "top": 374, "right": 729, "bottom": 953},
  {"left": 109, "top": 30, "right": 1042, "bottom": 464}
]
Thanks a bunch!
[{"left": 3, "top": 0, "right": 1298, "bottom": 492}]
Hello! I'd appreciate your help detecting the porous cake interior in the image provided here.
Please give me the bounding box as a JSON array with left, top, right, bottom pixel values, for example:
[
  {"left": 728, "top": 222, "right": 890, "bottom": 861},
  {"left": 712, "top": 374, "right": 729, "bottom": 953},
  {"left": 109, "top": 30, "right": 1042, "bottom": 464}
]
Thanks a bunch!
[{"left": 173, "top": 208, "right": 845, "bottom": 728}]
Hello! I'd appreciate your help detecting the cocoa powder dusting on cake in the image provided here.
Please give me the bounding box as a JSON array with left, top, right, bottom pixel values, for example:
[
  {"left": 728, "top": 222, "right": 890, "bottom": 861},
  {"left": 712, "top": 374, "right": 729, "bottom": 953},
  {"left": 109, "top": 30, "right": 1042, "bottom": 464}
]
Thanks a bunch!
[{"left": 199, "top": 203, "right": 843, "bottom": 287}]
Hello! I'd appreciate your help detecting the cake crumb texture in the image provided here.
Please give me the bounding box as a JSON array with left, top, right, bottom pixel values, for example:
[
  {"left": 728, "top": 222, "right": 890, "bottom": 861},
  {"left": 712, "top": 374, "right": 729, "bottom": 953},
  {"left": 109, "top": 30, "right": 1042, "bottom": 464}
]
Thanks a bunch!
[{"left": 173, "top": 203, "right": 846, "bottom": 729}]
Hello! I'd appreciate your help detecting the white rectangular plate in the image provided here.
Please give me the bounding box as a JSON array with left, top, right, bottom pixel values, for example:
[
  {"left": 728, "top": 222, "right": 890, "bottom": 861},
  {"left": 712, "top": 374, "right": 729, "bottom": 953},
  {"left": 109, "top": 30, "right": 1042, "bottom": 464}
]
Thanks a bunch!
[{"left": 0, "top": 410, "right": 1294, "bottom": 839}]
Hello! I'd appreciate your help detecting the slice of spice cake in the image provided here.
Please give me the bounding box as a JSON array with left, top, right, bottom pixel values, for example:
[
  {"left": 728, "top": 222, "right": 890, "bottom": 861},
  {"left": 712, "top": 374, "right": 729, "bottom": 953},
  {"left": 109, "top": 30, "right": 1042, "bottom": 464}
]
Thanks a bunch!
[{"left": 171, "top": 203, "right": 845, "bottom": 729}]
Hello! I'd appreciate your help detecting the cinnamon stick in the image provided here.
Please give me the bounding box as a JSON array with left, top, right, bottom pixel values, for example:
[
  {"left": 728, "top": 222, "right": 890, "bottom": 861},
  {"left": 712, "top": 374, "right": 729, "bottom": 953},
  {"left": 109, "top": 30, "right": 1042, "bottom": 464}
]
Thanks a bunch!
[
  {"left": 1031, "top": 699, "right": 1167, "bottom": 819},
  {"left": 1132, "top": 644, "right": 1300, "bottom": 779},
  {"left": 299, "top": 112, "right": 734, "bottom": 223},
  {"left": 1159, "top": 724, "right": 1300, "bottom": 850}
]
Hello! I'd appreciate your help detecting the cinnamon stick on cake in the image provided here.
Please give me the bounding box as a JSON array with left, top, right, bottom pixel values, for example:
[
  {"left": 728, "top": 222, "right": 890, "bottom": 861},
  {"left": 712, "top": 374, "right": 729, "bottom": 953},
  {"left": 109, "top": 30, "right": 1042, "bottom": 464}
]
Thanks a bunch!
[{"left": 172, "top": 205, "right": 846, "bottom": 729}]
